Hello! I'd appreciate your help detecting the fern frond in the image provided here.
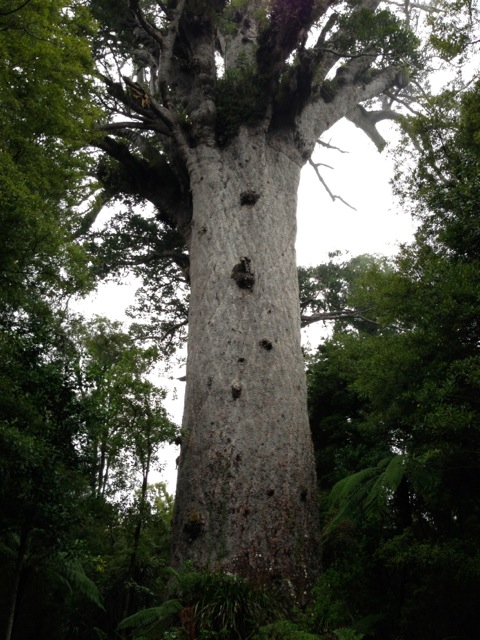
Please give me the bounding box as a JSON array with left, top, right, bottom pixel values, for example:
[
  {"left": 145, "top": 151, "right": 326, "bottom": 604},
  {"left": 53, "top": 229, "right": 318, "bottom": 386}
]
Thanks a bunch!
[
  {"left": 117, "top": 599, "right": 182, "bottom": 631},
  {"left": 56, "top": 554, "right": 105, "bottom": 610},
  {"left": 327, "top": 467, "right": 379, "bottom": 531},
  {"left": 327, "top": 455, "right": 406, "bottom": 531},
  {"left": 0, "top": 540, "right": 19, "bottom": 560},
  {"left": 329, "top": 466, "right": 379, "bottom": 507},
  {"left": 365, "top": 454, "right": 405, "bottom": 514}
]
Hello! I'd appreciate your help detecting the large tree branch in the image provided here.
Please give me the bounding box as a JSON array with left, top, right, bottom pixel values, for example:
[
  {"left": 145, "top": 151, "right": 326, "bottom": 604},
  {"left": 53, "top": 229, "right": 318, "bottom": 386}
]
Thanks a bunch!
[
  {"left": 383, "top": 0, "right": 441, "bottom": 13},
  {"left": 98, "top": 121, "right": 171, "bottom": 136},
  {"left": 102, "top": 75, "right": 174, "bottom": 136},
  {"left": 346, "top": 104, "right": 402, "bottom": 151},
  {"left": 73, "top": 191, "right": 112, "bottom": 240},
  {"left": 103, "top": 248, "right": 190, "bottom": 282},
  {"left": 0, "top": 0, "right": 31, "bottom": 15},
  {"left": 129, "top": 0, "right": 164, "bottom": 49},
  {"left": 301, "top": 309, "right": 378, "bottom": 327},
  {"left": 219, "top": 0, "right": 265, "bottom": 69},
  {"left": 257, "top": 0, "right": 337, "bottom": 80},
  {"left": 296, "top": 64, "right": 400, "bottom": 158},
  {"left": 269, "top": 0, "right": 410, "bottom": 147},
  {"left": 95, "top": 136, "right": 191, "bottom": 233}
]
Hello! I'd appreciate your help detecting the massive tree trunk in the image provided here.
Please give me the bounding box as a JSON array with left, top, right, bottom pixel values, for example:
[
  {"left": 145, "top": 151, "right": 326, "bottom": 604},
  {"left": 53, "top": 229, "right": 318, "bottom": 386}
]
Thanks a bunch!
[
  {"left": 172, "top": 129, "right": 319, "bottom": 598},
  {"left": 90, "top": 0, "right": 421, "bottom": 605}
]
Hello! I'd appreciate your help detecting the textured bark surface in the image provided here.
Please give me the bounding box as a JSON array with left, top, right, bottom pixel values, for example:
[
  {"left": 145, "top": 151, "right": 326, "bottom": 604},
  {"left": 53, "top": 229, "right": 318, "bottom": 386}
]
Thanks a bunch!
[{"left": 172, "top": 130, "right": 320, "bottom": 599}]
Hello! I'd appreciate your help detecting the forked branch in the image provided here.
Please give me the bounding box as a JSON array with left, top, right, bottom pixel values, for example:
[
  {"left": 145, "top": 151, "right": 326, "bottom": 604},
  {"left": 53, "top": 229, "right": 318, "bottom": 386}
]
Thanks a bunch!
[{"left": 309, "top": 159, "right": 357, "bottom": 210}]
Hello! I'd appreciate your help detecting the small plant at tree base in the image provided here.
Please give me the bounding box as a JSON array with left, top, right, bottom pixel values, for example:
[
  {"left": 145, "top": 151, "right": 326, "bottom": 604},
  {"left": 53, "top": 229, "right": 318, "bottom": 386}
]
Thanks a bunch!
[{"left": 118, "top": 567, "right": 283, "bottom": 639}]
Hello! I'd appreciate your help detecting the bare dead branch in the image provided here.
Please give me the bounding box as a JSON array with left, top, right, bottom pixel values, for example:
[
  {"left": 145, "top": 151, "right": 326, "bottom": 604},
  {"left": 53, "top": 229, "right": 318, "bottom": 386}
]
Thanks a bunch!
[
  {"left": 308, "top": 159, "right": 357, "bottom": 210},
  {"left": 317, "top": 139, "right": 350, "bottom": 154}
]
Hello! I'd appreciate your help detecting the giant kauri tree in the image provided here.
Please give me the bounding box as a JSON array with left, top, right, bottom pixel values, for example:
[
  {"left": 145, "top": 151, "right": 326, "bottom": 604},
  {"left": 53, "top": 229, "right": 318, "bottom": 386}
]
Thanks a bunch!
[{"left": 87, "top": 0, "right": 434, "bottom": 599}]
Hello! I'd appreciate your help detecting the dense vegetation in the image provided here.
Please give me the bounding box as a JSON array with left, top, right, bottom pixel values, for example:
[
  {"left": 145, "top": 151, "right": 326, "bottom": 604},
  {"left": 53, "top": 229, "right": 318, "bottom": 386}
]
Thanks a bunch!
[
  {"left": 0, "top": 2, "right": 177, "bottom": 638},
  {"left": 306, "top": 81, "right": 480, "bottom": 639},
  {"left": 1, "top": 0, "right": 480, "bottom": 638}
]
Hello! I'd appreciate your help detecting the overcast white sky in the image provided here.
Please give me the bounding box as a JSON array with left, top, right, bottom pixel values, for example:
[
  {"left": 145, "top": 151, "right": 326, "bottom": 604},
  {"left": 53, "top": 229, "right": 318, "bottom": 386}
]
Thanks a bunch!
[
  {"left": 297, "top": 120, "right": 416, "bottom": 263},
  {"left": 77, "top": 118, "right": 417, "bottom": 492}
]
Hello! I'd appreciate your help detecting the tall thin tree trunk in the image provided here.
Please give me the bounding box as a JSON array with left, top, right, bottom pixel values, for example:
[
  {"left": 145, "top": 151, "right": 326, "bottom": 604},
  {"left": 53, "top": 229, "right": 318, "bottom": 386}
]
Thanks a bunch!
[
  {"left": 4, "top": 525, "right": 29, "bottom": 640},
  {"left": 121, "top": 455, "right": 151, "bottom": 625},
  {"left": 172, "top": 130, "right": 320, "bottom": 601}
]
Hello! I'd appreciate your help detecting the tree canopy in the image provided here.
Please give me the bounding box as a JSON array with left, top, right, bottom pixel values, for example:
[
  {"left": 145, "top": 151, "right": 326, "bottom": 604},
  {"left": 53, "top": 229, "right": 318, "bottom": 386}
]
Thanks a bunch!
[{"left": 0, "top": 4, "right": 177, "bottom": 638}]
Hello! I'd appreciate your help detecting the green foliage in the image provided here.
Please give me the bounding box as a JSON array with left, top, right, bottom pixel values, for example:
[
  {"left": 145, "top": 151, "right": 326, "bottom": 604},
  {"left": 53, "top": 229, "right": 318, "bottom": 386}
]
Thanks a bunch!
[
  {"left": 49, "top": 553, "right": 105, "bottom": 611},
  {"left": 306, "top": 77, "right": 480, "bottom": 640},
  {"left": 215, "top": 57, "right": 267, "bottom": 144},
  {"left": 334, "top": 8, "right": 420, "bottom": 67},
  {"left": 426, "top": 0, "right": 478, "bottom": 62},
  {"left": 0, "top": 311, "right": 177, "bottom": 639},
  {"left": 77, "top": 317, "right": 178, "bottom": 499},
  {"left": 0, "top": 0, "right": 99, "bottom": 306},
  {"left": 174, "top": 567, "right": 281, "bottom": 639},
  {"left": 117, "top": 599, "right": 183, "bottom": 637},
  {"left": 327, "top": 455, "right": 406, "bottom": 532},
  {"left": 253, "top": 619, "right": 321, "bottom": 639},
  {"left": 119, "top": 567, "right": 282, "bottom": 639},
  {"left": 89, "top": 210, "right": 189, "bottom": 356},
  {"left": 299, "top": 252, "right": 389, "bottom": 334}
]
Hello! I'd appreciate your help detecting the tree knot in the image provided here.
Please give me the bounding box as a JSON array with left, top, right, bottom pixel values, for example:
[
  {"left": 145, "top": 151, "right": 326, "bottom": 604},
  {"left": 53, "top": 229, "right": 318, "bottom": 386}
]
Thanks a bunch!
[
  {"left": 240, "top": 189, "right": 260, "bottom": 206},
  {"left": 231, "top": 257, "right": 255, "bottom": 290}
]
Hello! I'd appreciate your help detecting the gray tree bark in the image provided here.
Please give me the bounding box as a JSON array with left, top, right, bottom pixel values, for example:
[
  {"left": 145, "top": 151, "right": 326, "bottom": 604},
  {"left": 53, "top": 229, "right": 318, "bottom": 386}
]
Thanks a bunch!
[{"left": 172, "top": 129, "right": 319, "bottom": 599}]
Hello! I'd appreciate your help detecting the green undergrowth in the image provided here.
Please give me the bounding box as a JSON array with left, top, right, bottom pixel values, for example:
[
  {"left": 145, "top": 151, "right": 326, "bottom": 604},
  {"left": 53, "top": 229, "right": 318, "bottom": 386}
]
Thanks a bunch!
[{"left": 117, "top": 567, "right": 366, "bottom": 640}]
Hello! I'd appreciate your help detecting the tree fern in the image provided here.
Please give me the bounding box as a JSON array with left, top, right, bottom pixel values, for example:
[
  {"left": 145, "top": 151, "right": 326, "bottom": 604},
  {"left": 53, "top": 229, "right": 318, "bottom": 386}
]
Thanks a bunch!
[
  {"left": 0, "top": 532, "right": 20, "bottom": 560},
  {"left": 364, "top": 454, "right": 406, "bottom": 514},
  {"left": 117, "top": 599, "right": 183, "bottom": 637},
  {"left": 54, "top": 553, "right": 105, "bottom": 610},
  {"left": 327, "top": 455, "right": 406, "bottom": 532}
]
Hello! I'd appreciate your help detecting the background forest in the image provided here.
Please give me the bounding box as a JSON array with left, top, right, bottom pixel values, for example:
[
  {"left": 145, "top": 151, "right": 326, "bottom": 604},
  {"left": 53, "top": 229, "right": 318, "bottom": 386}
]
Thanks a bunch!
[{"left": 1, "top": 1, "right": 480, "bottom": 639}]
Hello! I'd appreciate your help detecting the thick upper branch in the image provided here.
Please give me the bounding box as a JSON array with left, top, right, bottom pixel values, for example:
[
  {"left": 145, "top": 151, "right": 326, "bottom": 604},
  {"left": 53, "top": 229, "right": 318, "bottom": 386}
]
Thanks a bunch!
[
  {"left": 346, "top": 104, "right": 402, "bottom": 151},
  {"left": 294, "top": 64, "right": 400, "bottom": 159},
  {"left": 95, "top": 136, "right": 191, "bottom": 235}
]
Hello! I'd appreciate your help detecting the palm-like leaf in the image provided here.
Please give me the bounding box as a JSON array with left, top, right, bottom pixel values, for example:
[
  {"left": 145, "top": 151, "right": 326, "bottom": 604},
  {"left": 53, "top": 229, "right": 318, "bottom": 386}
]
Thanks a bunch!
[
  {"left": 117, "top": 599, "right": 183, "bottom": 636},
  {"left": 327, "top": 455, "right": 406, "bottom": 532},
  {"left": 53, "top": 553, "right": 105, "bottom": 610}
]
